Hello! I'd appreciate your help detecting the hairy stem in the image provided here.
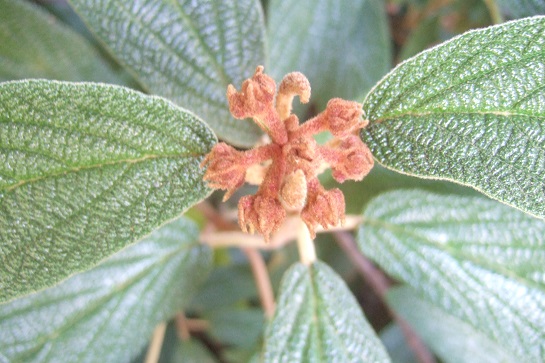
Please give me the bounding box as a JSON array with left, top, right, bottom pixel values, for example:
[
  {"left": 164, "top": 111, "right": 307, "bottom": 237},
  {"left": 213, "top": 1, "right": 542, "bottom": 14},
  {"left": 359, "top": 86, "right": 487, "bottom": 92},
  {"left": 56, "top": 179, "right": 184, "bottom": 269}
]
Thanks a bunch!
[{"left": 333, "top": 231, "right": 436, "bottom": 363}]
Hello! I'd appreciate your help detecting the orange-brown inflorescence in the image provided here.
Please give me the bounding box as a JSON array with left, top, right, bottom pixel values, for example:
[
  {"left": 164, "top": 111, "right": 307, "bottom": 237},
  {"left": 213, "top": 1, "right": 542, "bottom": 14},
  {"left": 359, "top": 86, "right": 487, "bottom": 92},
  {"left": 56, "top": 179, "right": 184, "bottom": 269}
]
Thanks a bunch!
[{"left": 201, "top": 66, "right": 374, "bottom": 241}]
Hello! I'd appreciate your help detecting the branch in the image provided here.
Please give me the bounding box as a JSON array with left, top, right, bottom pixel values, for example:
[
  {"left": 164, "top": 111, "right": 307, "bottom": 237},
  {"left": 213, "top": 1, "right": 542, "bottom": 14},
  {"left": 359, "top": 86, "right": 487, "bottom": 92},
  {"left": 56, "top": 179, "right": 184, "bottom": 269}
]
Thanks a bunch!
[
  {"left": 242, "top": 248, "right": 276, "bottom": 319},
  {"left": 333, "top": 231, "right": 436, "bottom": 363}
]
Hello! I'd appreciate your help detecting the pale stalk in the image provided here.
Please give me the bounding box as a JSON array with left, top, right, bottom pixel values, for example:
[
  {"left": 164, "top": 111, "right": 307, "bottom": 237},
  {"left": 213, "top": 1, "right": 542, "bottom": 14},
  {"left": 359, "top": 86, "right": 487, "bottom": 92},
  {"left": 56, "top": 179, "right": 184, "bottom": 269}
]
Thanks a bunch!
[
  {"left": 144, "top": 322, "right": 167, "bottom": 363},
  {"left": 297, "top": 220, "right": 316, "bottom": 265}
]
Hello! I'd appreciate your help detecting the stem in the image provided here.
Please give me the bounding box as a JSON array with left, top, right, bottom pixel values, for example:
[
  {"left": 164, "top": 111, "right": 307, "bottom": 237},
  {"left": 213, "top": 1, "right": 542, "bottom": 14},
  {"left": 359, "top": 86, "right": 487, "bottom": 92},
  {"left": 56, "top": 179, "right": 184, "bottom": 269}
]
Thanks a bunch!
[
  {"left": 243, "top": 248, "right": 276, "bottom": 319},
  {"left": 333, "top": 231, "right": 436, "bottom": 363},
  {"left": 144, "top": 322, "right": 167, "bottom": 363},
  {"left": 291, "top": 113, "right": 326, "bottom": 140},
  {"left": 175, "top": 313, "right": 191, "bottom": 341},
  {"left": 483, "top": 0, "right": 503, "bottom": 24},
  {"left": 197, "top": 201, "right": 276, "bottom": 318},
  {"left": 297, "top": 220, "right": 316, "bottom": 265}
]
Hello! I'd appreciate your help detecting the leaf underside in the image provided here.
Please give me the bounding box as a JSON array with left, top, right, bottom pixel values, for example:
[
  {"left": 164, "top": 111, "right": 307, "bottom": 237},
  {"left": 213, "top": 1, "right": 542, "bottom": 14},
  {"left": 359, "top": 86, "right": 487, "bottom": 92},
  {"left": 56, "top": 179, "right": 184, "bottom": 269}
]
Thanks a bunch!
[
  {"left": 0, "top": 80, "right": 216, "bottom": 303},
  {"left": 268, "top": 0, "right": 391, "bottom": 111},
  {"left": 496, "top": 0, "right": 545, "bottom": 18},
  {"left": 0, "top": 0, "right": 123, "bottom": 84},
  {"left": 0, "top": 217, "right": 212, "bottom": 363},
  {"left": 362, "top": 16, "right": 545, "bottom": 220},
  {"left": 263, "top": 261, "right": 390, "bottom": 363},
  {"left": 388, "top": 286, "right": 516, "bottom": 363},
  {"left": 67, "top": 0, "right": 266, "bottom": 146},
  {"left": 358, "top": 190, "right": 545, "bottom": 362}
]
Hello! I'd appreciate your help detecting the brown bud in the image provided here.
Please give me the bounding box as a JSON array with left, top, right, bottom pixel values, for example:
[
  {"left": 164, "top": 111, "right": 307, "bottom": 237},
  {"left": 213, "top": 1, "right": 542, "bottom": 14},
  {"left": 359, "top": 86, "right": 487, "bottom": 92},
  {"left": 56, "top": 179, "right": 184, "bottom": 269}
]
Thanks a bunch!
[
  {"left": 280, "top": 169, "right": 307, "bottom": 210},
  {"left": 276, "top": 72, "right": 311, "bottom": 120},
  {"left": 201, "top": 142, "right": 246, "bottom": 201},
  {"left": 238, "top": 194, "right": 286, "bottom": 242},
  {"left": 301, "top": 188, "right": 345, "bottom": 238},
  {"left": 324, "top": 98, "right": 364, "bottom": 137},
  {"left": 330, "top": 136, "right": 374, "bottom": 183},
  {"left": 227, "top": 66, "right": 276, "bottom": 119}
]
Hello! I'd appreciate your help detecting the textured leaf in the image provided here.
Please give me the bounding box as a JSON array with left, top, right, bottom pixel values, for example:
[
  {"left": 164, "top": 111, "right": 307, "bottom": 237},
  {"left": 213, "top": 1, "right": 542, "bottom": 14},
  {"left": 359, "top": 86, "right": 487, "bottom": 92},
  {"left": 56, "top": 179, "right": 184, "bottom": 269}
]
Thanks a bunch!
[
  {"left": 0, "top": 80, "right": 216, "bottom": 303},
  {"left": 0, "top": 0, "right": 123, "bottom": 84},
  {"left": 357, "top": 190, "right": 545, "bottom": 362},
  {"left": 67, "top": 0, "right": 265, "bottom": 146},
  {"left": 388, "top": 286, "right": 515, "bottom": 363},
  {"left": 362, "top": 16, "right": 545, "bottom": 220},
  {"left": 0, "top": 217, "right": 212, "bottom": 363},
  {"left": 263, "top": 261, "right": 390, "bottom": 363},
  {"left": 497, "top": 0, "right": 545, "bottom": 18},
  {"left": 267, "top": 0, "right": 391, "bottom": 111}
]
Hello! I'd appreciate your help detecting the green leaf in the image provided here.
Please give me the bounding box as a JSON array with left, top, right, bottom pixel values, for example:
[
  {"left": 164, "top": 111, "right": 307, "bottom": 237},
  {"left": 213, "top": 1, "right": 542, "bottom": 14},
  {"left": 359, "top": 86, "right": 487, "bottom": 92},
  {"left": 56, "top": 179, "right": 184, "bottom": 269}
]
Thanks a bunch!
[
  {"left": 357, "top": 190, "right": 545, "bottom": 362},
  {"left": 67, "top": 0, "right": 266, "bottom": 146},
  {"left": 497, "top": 0, "right": 545, "bottom": 18},
  {"left": 0, "top": 80, "right": 216, "bottom": 303},
  {"left": 263, "top": 261, "right": 390, "bottom": 363},
  {"left": 388, "top": 286, "right": 516, "bottom": 363},
  {"left": 0, "top": 217, "right": 212, "bottom": 363},
  {"left": 267, "top": 0, "right": 391, "bottom": 112},
  {"left": 190, "top": 264, "right": 258, "bottom": 311},
  {"left": 0, "top": 0, "right": 123, "bottom": 84},
  {"left": 205, "top": 307, "right": 264, "bottom": 348},
  {"left": 379, "top": 323, "right": 418, "bottom": 363},
  {"left": 171, "top": 340, "right": 218, "bottom": 363},
  {"left": 362, "top": 17, "right": 545, "bottom": 220}
]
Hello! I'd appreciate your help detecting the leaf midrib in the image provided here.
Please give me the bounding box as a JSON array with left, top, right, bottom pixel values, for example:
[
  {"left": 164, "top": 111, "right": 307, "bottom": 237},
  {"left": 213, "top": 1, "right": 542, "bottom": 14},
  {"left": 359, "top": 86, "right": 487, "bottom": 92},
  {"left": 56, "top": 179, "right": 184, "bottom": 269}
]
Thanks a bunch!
[
  {"left": 367, "top": 111, "right": 545, "bottom": 199},
  {"left": 2, "top": 152, "right": 202, "bottom": 192}
]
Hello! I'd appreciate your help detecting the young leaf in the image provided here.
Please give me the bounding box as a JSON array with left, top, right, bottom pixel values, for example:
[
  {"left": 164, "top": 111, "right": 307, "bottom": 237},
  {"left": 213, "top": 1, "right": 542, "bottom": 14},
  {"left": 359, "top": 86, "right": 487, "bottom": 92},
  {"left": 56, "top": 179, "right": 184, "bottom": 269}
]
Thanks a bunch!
[
  {"left": 0, "top": 80, "right": 216, "bottom": 303},
  {"left": 67, "top": 0, "right": 266, "bottom": 146},
  {"left": 496, "top": 0, "right": 545, "bottom": 18},
  {"left": 357, "top": 190, "right": 545, "bottom": 362},
  {"left": 388, "top": 286, "right": 516, "bottom": 363},
  {"left": 362, "top": 16, "right": 545, "bottom": 220},
  {"left": 0, "top": 217, "right": 212, "bottom": 363},
  {"left": 268, "top": 0, "right": 391, "bottom": 111},
  {"left": 263, "top": 261, "right": 390, "bottom": 363},
  {"left": 0, "top": 0, "right": 123, "bottom": 84}
]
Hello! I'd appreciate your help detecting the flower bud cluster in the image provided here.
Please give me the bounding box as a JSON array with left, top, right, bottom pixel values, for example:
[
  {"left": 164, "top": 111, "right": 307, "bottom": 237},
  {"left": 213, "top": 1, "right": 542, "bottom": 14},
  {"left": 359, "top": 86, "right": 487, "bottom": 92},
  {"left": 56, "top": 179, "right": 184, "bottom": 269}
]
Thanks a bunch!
[{"left": 202, "top": 66, "right": 374, "bottom": 240}]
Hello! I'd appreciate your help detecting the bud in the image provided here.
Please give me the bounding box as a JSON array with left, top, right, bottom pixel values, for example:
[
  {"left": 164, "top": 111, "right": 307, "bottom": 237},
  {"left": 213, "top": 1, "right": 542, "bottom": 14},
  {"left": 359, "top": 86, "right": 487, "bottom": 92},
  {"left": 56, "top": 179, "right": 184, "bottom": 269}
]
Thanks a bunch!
[
  {"left": 201, "top": 142, "right": 246, "bottom": 201},
  {"left": 330, "top": 136, "right": 374, "bottom": 183},
  {"left": 301, "top": 188, "right": 345, "bottom": 238},
  {"left": 280, "top": 169, "right": 307, "bottom": 210},
  {"left": 227, "top": 66, "right": 276, "bottom": 119},
  {"left": 238, "top": 194, "right": 286, "bottom": 242},
  {"left": 324, "top": 98, "right": 365, "bottom": 137},
  {"left": 276, "top": 72, "right": 311, "bottom": 120}
]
